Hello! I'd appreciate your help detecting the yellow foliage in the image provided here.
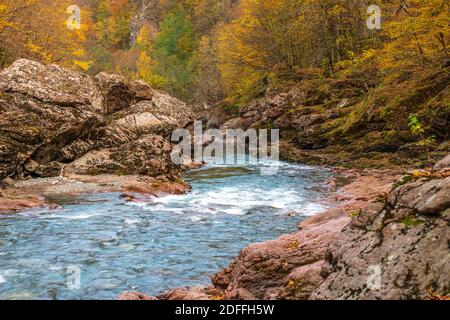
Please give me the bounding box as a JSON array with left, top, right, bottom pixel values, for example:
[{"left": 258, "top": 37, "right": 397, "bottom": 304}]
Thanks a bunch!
[
  {"left": 136, "top": 51, "right": 167, "bottom": 88},
  {"left": 216, "top": 0, "right": 371, "bottom": 104},
  {"left": 411, "top": 170, "right": 431, "bottom": 178},
  {"left": 379, "top": 0, "right": 449, "bottom": 70},
  {"left": 0, "top": 0, "right": 90, "bottom": 68},
  {"left": 338, "top": 0, "right": 449, "bottom": 77},
  {"left": 73, "top": 60, "right": 93, "bottom": 71}
]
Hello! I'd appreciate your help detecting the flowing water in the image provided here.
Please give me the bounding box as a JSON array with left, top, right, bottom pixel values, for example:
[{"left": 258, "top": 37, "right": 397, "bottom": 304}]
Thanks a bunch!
[{"left": 0, "top": 159, "right": 332, "bottom": 300}]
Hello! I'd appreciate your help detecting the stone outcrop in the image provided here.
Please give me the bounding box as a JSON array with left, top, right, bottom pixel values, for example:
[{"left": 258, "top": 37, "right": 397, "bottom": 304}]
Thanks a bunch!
[
  {"left": 211, "top": 207, "right": 351, "bottom": 300},
  {"left": 311, "top": 171, "right": 450, "bottom": 300},
  {"left": 434, "top": 154, "right": 450, "bottom": 171},
  {"left": 0, "top": 59, "right": 104, "bottom": 179},
  {"left": 0, "top": 59, "right": 194, "bottom": 213}
]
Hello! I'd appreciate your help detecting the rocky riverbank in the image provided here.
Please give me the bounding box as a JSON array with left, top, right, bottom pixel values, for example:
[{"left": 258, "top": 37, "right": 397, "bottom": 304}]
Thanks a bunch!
[
  {"left": 119, "top": 68, "right": 448, "bottom": 300},
  {"left": 119, "top": 72, "right": 450, "bottom": 300},
  {"left": 1, "top": 59, "right": 448, "bottom": 300},
  {"left": 120, "top": 158, "right": 449, "bottom": 300},
  {"left": 208, "top": 68, "right": 450, "bottom": 170},
  {"left": 0, "top": 59, "right": 194, "bottom": 213}
]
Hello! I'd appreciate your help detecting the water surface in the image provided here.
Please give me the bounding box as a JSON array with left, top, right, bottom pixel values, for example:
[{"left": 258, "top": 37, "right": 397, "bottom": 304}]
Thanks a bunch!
[{"left": 0, "top": 159, "right": 331, "bottom": 299}]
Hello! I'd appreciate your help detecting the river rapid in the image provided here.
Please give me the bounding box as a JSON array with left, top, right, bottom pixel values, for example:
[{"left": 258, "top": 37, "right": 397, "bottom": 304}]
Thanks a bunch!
[{"left": 0, "top": 158, "right": 332, "bottom": 299}]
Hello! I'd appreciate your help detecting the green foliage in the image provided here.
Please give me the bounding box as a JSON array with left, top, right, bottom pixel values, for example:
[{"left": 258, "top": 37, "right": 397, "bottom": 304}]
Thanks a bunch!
[
  {"left": 88, "top": 44, "right": 113, "bottom": 75},
  {"left": 408, "top": 114, "right": 425, "bottom": 136},
  {"left": 152, "top": 7, "right": 197, "bottom": 99},
  {"left": 402, "top": 216, "right": 426, "bottom": 227}
]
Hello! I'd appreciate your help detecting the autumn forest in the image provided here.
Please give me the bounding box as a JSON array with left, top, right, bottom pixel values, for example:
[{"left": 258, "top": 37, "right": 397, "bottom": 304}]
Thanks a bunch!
[
  {"left": 0, "top": 0, "right": 449, "bottom": 302},
  {"left": 0, "top": 0, "right": 448, "bottom": 106}
]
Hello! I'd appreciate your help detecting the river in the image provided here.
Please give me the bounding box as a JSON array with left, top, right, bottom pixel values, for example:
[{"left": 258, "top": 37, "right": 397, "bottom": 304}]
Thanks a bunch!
[{"left": 0, "top": 158, "right": 331, "bottom": 299}]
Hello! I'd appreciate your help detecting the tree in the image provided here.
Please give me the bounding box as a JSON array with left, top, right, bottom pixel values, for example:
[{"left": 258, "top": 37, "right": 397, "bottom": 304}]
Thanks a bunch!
[
  {"left": 135, "top": 23, "right": 167, "bottom": 87},
  {"left": 216, "top": 0, "right": 371, "bottom": 104},
  {"left": 0, "top": 0, "right": 90, "bottom": 69},
  {"left": 191, "top": 34, "right": 224, "bottom": 104},
  {"left": 152, "top": 6, "right": 197, "bottom": 99},
  {"left": 379, "top": 0, "right": 449, "bottom": 70}
]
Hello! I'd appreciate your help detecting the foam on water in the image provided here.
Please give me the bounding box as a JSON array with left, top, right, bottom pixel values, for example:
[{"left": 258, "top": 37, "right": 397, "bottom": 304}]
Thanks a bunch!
[{"left": 133, "top": 158, "right": 329, "bottom": 217}]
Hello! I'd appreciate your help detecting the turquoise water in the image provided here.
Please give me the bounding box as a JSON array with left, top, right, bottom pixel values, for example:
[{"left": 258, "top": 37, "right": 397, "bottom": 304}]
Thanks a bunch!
[{"left": 0, "top": 160, "right": 331, "bottom": 300}]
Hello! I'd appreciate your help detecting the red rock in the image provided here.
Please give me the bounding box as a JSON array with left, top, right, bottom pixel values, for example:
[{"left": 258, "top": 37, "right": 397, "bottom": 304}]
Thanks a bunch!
[
  {"left": 158, "top": 287, "right": 217, "bottom": 300},
  {"left": 0, "top": 197, "right": 46, "bottom": 214},
  {"left": 118, "top": 292, "right": 156, "bottom": 300}
]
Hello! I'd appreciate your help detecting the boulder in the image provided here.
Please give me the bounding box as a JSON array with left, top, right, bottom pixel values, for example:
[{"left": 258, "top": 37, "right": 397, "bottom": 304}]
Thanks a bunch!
[
  {"left": 0, "top": 59, "right": 193, "bottom": 182},
  {"left": 0, "top": 59, "right": 103, "bottom": 111},
  {"left": 0, "top": 59, "right": 104, "bottom": 179},
  {"left": 390, "top": 176, "right": 450, "bottom": 215},
  {"left": 59, "top": 92, "right": 193, "bottom": 163},
  {"left": 97, "top": 100, "right": 180, "bottom": 148},
  {"left": 65, "top": 135, "right": 179, "bottom": 177}
]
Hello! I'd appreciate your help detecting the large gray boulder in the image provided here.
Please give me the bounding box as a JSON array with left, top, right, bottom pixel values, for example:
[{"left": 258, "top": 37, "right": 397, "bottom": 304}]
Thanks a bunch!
[
  {"left": 0, "top": 59, "right": 194, "bottom": 181},
  {"left": 0, "top": 59, "right": 104, "bottom": 179},
  {"left": 65, "top": 135, "right": 180, "bottom": 177}
]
